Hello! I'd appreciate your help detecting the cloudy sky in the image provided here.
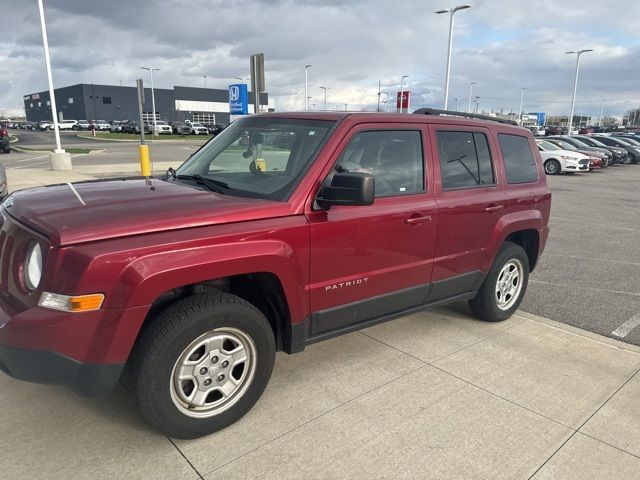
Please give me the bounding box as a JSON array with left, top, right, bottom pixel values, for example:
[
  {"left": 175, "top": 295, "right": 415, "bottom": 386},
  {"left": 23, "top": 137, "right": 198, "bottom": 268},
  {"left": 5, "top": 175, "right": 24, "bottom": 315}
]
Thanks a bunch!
[{"left": 1, "top": 0, "right": 639, "bottom": 118}]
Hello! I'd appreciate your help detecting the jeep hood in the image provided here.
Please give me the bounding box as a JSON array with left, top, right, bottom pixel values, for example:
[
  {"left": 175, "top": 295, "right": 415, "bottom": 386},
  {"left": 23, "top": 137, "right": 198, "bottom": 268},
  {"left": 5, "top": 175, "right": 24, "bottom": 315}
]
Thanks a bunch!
[{"left": 7, "top": 179, "right": 288, "bottom": 246}]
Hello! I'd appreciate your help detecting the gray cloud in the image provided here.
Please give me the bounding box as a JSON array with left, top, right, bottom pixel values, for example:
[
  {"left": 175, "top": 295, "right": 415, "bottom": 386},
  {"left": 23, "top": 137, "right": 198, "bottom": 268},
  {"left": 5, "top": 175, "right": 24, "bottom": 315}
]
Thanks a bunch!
[{"left": 0, "top": 0, "right": 638, "bottom": 118}]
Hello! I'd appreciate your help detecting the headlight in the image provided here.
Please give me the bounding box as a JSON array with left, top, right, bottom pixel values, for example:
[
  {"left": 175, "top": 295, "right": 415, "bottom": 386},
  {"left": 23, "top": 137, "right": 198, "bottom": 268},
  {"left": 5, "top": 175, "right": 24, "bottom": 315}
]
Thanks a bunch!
[
  {"left": 560, "top": 155, "right": 577, "bottom": 160},
  {"left": 24, "top": 242, "right": 42, "bottom": 290}
]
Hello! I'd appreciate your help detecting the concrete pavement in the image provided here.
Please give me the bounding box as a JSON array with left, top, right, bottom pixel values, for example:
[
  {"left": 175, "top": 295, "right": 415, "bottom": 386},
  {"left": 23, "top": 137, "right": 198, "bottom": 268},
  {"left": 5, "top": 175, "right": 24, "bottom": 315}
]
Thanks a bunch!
[{"left": 0, "top": 307, "right": 638, "bottom": 479}]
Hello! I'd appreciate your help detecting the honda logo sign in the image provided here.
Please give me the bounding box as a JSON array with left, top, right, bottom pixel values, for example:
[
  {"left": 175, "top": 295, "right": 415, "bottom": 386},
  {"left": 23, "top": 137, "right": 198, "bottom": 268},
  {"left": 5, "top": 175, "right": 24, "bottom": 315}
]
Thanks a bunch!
[{"left": 228, "top": 83, "right": 248, "bottom": 115}]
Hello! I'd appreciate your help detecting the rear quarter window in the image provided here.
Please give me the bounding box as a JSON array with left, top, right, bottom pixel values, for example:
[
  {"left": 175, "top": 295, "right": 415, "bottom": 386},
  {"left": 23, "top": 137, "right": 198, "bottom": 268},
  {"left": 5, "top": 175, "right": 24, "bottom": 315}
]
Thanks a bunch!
[{"left": 498, "top": 134, "right": 539, "bottom": 184}]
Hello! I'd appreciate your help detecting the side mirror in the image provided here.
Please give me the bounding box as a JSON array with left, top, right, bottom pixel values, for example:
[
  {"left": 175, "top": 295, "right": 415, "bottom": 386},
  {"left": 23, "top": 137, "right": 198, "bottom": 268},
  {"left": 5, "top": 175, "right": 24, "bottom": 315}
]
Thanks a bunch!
[{"left": 316, "top": 172, "right": 375, "bottom": 208}]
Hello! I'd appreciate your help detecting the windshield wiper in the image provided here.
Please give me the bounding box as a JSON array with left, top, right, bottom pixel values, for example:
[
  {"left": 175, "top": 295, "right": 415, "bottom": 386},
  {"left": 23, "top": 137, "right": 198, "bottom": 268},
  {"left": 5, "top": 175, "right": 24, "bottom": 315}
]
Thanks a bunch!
[{"left": 176, "top": 174, "right": 228, "bottom": 194}]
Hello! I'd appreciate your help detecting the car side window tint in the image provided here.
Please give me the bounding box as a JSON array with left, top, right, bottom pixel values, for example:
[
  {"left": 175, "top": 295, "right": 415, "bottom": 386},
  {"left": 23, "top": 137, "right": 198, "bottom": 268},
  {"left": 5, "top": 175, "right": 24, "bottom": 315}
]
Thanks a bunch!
[
  {"left": 498, "top": 134, "right": 539, "bottom": 184},
  {"left": 436, "top": 131, "right": 495, "bottom": 190},
  {"left": 334, "top": 130, "right": 425, "bottom": 197}
]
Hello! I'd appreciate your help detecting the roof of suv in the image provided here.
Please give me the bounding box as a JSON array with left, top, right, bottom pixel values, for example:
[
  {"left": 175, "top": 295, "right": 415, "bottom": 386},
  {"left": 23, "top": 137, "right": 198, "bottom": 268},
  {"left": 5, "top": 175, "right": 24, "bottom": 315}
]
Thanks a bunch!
[{"left": 257, "top": 111, "right": 529, "bottom": 133}]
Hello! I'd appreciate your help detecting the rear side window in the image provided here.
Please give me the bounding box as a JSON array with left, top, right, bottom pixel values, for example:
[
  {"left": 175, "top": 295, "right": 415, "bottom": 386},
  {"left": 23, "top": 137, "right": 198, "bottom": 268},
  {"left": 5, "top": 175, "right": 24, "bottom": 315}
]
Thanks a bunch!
[
  {"left": 436, "top": 131, "right": 495, "bottom": 190},
  {"left": 498, "top": 134, "right": 539, "bottom": 184}
]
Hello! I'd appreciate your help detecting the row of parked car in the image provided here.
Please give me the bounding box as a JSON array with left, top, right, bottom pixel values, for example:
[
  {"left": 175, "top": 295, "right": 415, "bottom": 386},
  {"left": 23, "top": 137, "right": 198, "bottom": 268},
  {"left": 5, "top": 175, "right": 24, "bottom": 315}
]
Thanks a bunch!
[{"left": 535, "top": 131, "right": 640, "bottom": 175}]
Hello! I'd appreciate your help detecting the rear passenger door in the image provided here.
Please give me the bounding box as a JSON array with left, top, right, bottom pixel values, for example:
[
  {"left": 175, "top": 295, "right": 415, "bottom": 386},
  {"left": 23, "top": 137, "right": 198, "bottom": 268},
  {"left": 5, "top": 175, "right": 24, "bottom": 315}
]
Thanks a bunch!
[{"left": 428, "top": 125, "right": 507, "bottom": 299}]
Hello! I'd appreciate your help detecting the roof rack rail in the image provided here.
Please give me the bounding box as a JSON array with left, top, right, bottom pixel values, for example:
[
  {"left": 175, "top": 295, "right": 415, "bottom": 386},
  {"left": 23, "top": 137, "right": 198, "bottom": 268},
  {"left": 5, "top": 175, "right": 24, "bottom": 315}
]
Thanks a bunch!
[{"left": 412, "top": 108, "right": 518, "bottom": 126}]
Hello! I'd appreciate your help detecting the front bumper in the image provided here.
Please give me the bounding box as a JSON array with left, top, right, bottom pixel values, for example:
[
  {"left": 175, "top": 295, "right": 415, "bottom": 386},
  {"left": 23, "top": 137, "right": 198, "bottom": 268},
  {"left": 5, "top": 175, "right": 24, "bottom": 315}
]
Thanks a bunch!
[
  {"left": 0, "top": 297, "right": 148, "bottom": 396},
  {"left": 0, "top": 344, "right": 123, "bottom": 396}
]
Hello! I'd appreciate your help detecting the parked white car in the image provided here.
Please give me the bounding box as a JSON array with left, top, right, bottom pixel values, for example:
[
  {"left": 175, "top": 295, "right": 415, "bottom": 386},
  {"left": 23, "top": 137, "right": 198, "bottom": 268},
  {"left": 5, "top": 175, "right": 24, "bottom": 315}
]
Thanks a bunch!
[
  {"left": 187, "top": 122, "right": 209, "bottom": 135},
  {"left": 93, "top": 120, "right": 111, "bottom": 131},
  {"left": 536, "top": 139, "right": 590, "bottom": 175},
  {"left": 151, "top": 121, "right": 172, "bottom": 135},
  {"left": 58, "top": 120, "right": 78, "bottom": 130}
]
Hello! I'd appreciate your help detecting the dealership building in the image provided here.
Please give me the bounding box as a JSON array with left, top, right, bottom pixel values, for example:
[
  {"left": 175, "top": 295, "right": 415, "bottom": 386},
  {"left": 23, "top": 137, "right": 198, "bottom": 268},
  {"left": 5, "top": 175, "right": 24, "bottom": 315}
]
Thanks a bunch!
[{"left": 23, "top": 83, "right": 272, "bottom": 125}]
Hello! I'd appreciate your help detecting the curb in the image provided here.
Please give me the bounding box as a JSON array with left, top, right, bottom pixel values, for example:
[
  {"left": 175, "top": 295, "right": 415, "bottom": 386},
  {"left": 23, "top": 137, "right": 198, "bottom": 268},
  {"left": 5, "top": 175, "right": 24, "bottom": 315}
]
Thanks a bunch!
[{"left": 11, "top": 146, "right": 107, "bottom": 155}]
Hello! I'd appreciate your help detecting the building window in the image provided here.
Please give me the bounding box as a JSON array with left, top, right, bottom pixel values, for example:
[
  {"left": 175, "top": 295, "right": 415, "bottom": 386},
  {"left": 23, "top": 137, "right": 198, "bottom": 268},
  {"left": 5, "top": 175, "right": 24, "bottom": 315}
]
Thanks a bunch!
[
  {"left": 30, "top": 103, "right": 33, "bottom": 108},
  {"left": 68, "top": 97, "right": 74, "bottom": 104},
  {"left": 142, "top": 112, "right": 160, "bottom": 122},
  {"left": 46, "top": 100, "right": 51, "bottom": 106},
  {"left": 37, "top": 102, "right": 42, "bottom": 107},
  {"left": 102, "top": 96, "right": 112, "bottom": 104},
  {"left": 192, "top": 112, "right": 216, "bottom": 124}
]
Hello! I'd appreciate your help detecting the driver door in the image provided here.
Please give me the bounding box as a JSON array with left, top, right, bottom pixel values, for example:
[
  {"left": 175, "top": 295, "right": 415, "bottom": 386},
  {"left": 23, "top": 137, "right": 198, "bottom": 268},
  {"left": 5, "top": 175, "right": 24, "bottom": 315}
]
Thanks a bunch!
[{"left": 306, "top": 124, "right": 438, "bottom": 336}]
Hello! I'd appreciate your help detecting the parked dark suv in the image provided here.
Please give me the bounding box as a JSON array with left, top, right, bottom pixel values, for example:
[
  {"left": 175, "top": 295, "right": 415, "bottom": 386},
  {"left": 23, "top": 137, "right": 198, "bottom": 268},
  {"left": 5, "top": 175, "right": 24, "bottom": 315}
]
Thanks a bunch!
[{"left": 0, "top": 109, "right": 550, "bottom": 439}]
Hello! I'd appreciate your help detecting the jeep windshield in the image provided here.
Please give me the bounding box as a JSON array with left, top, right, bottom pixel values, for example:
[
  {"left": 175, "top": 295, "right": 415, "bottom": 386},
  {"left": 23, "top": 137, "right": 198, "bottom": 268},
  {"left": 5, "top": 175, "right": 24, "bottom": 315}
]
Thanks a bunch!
[{"left": 174, "top": 117, "right": 335, "bottom": 201}]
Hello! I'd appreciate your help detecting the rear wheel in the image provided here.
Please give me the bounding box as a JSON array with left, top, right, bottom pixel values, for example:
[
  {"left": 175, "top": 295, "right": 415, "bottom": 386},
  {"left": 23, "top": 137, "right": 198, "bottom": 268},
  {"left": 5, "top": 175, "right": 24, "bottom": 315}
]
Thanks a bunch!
[
  {"left": 469, "top": 242, "right": 529, "bottom": 322},
  {"left": 129, "top": 293, "right": 276, "bottom": 439},
  {"left": 544, "top": 159, "right": 561, "bottom": 175}
]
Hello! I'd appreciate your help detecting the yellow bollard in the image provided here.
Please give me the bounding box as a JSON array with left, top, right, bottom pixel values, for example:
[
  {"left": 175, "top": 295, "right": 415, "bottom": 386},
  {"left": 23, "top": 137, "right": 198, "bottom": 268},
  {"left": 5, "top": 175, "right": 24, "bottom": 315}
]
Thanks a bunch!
[{"left": 139, "top": 144, "right": 151, "bottom": 177}]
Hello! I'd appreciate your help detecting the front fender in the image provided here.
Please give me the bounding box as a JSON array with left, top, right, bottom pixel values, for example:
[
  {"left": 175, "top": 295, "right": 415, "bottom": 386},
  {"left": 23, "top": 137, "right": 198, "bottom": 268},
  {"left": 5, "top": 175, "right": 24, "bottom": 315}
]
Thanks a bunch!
[{"left": 109, "top": 239, "right": 308, "bottom": 323}]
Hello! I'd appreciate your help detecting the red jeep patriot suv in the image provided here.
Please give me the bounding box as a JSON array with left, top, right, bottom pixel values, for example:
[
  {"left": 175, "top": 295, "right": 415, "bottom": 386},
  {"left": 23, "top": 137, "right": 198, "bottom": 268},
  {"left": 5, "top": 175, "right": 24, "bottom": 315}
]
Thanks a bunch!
[{"left": 0, "top": 109, "right": 550, "bottom": 438}]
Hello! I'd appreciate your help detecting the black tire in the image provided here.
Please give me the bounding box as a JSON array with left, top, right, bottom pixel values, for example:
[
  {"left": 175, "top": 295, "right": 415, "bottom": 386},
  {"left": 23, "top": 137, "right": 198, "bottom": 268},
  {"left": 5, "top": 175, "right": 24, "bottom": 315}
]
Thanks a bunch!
[
  {"left": 544, "top": 159, "right": 561, "bottom": 175},
  {"left": 468, "top": 242, "right": 529, "bottom": 322},
  {"left": 621, "top": 155, "right": 632, "bottom": 165},
  {"left": 629, "top": 153, "right": 637, "bottom": 164},
  {"left": 129, "top": 292, "right": 276, "bottom": 439}
]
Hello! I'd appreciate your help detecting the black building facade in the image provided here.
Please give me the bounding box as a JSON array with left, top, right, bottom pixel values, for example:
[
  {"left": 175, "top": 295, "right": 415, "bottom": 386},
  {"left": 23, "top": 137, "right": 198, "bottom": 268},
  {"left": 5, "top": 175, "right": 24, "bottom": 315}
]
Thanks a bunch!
[{"left": 24, "top": 83, "right": 270, "bottom": 125}]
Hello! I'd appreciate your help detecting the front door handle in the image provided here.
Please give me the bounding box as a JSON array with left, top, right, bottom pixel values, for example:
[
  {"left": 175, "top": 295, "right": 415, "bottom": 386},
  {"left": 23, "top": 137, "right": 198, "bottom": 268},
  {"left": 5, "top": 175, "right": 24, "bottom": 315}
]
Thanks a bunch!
[
  {"left": 484, "top": 204, "right": 504, "bottom": 214},
  {"left": 405, "top": 215, "right": 432, "bottom": 226}
]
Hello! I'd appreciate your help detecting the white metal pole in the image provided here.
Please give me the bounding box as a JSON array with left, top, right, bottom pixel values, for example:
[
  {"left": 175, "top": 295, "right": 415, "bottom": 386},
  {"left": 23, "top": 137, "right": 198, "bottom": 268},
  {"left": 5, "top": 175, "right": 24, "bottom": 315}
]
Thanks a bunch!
[
  {"left": 443, "top": 11, "right": 455, "bottom": 110},
  {"left": 598, "top": 99, "right": 605, "bottom": 127},
  {"left": 518, "top": 88, "right": 526, "bottom": 125},
  {"left": 37, "top": 0, "right": 63, "bottom": 153},
  {"left": 305, "top": 65, "right": 311, "bottom": 111},
  {"left": 567, "top": 54, "right": 581, "bottom": 136},
  {"left": 467, "top": 82, "right": 475, "bottom": 113},
  {"left": 150, "top": 69, "right": 157, "bottom": 137}
]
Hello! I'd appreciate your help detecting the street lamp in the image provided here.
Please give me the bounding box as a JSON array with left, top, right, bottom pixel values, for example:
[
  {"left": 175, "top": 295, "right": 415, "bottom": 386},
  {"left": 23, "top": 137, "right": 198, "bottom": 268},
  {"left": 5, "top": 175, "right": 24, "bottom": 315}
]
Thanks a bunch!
[
  {"left": 620, "top": 100, "right": 629, "bottom": 127},
  {"left": 467, "top": 82, "right": 476, "bottom": 113},
  {"left": 320, "top": 86, "right": 329, "bottom": 110},
  {"left": 399, "top": 74, "right": 409, "bottom": 113},
  {"left": 565, "top": 49, "right": 594, "bottom": 135},
  {"left": 381, "top": 92, "right": 390, "bottom": 112},
  {"left": 305, "top": 65, "right": 312, "bottom": 111},
  {"left": 235, "top": 77, "right": 247, "bottom": 85},
  {"left": 436, "top": 5, "right": 471, "bottom": 110},
  {"left": 37, "top": 0, "right": 69, "bottom": 170},
  {"left": 518, "top": 88, "right": 527, "bottom": 125},
  {"left": 140, "top": 66, "right": 160, "bottom": 136},
  {"left": 473, "top": 96, "right": 480, "bottom": 114},
  {"left": 203, "top": 75, "right": 207, "bottom": 88},
  {"left": 453, "top": 97, "right": 459, "bottom": 111}
]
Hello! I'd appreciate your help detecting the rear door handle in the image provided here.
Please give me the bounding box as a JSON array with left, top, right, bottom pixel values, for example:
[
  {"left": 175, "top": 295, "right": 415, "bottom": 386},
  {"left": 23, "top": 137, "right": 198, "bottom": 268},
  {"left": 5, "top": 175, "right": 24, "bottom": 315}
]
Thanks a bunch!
[
  {"left": 404, "top": 215, "right": 432, "bottom": 226},
  {"left": 484, "top": 204, "right": 504, "bottom": 214}
]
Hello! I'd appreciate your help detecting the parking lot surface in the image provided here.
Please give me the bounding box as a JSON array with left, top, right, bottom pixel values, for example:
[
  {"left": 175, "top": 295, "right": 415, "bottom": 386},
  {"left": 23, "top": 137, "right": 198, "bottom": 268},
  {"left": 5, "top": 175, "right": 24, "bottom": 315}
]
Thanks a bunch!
[
  {"left": 522, "top": 164, "right": 640, "bottom": 346},
  {"left": 0, "top": 307, "right": 638, "bottom": 479}
]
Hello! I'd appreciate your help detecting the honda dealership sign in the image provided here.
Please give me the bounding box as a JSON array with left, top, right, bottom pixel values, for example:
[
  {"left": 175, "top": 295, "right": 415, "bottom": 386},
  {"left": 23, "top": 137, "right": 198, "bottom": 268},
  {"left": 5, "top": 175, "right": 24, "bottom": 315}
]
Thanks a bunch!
[{"left": 229, "top": 83, "right": 248, "bottom": 115}]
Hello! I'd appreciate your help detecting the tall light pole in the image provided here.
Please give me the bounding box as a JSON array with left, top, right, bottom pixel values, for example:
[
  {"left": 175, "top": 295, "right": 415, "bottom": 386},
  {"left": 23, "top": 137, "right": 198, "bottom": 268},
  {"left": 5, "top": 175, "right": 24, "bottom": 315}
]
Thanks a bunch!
[
  {"left": 518, "top": 87, "right": 527, "bottom": 125},
  {"left": 454, "top": 97, "right": 459, "bottom": 111},
  {"left": 140, "top": 67, "right": 160, "bottom": 136},
  {"left": 473, "top": 96, "right": 480, "bottom": 114},
  {"left": 565, "top": 49, "right": 593, "bottom": 136},
  {"left": 399, "top": 74, "right": 408, "bottom": 113},
  {"left": 37, "top": 0, "right": 68, "bottom": 168},
  {"left": 320, "top": 86, "right": 329, "bottom": 110},
  {"left": 620, "top": 100, "right": 629, "bottom": 126},
  {"left": 598, "top": 99, "right": 605, "bottom": 126},
  {"left": 305, "top": 65, "right": 312, "bottom": 111},
  {"left": 203, "top": 75, "right": 207, "bottom": 88},
  {"left": 467, "top": 82, "right": 476, "bottom": 112},
  {"left": 436, "top": 5, "right": 471, "bottom": 110},
  {"left": 381, "top": 92, "right": 390, "bottom": 112}
]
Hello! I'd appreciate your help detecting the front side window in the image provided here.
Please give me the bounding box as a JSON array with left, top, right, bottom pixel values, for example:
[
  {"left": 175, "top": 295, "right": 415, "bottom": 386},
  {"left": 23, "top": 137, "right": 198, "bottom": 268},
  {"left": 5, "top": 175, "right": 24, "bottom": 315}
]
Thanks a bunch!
[
  {"left": 175, "top": 117, "right": 334, "bottom": 201},
  {"left": 436, "top": 131, "right": 495, "bottom": 190},
  {"left": 332, "top": 130, "right": 424, "bottom": 197},
  {"left": 498, "top": 134, "right": 539, "bottom": 184}
]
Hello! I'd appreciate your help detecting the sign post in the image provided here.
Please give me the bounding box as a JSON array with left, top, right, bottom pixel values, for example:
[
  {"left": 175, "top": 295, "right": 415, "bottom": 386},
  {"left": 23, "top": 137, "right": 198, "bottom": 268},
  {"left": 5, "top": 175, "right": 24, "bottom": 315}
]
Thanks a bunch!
[
  {"left": 136, "top": 78, "right": 151, "bottom": 177},
  {"left": 250, "top": 53, "right": 265, "bottom": 114}
]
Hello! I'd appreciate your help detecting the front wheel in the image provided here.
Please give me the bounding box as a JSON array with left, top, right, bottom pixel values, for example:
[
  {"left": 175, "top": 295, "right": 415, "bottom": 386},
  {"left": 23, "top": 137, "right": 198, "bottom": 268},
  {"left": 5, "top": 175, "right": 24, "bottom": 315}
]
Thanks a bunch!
[
  {"left": 544, "top": 159, "right": 561, "bottom": 175},
  {"left": 469, "top": 242, "right": 529, "bottom": 322},
  {"left": 129, "top": 293, "right": 276, "bottom": 439}
]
